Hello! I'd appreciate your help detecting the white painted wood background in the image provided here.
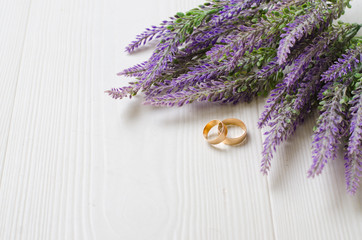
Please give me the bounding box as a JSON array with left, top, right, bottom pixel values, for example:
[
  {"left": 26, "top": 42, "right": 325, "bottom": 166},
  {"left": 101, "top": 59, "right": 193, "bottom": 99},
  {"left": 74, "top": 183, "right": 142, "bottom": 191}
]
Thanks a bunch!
[{"left": 0, "top": 0, "right": 361, "bottom": 239}]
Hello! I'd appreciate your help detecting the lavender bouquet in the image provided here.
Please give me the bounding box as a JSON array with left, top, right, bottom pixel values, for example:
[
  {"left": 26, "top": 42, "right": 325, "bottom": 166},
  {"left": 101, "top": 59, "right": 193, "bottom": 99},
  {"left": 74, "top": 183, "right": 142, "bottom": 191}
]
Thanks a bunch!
[{"left": 107, "top": 0, "right": 362, "bottom": 194}]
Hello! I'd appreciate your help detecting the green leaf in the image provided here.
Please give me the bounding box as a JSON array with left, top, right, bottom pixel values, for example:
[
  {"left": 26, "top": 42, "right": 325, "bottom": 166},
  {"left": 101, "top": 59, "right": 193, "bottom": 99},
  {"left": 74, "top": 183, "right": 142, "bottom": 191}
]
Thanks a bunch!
[
  {"left": 279, "top": 23, "right": 286, "bottom": 29},
  {"left": 176, "top": 12, "right": 185, "bottom": 17},
  {"left": 323, "top": 89, "right": 331, "bottom": 96},
  {"left": 354, "top": 73, "right": 362, "bottom": 78},
  {"left": 340, "top": 96, "right": 349, "bottom": 104},
  {"left": 205, "top": 15, "right": 213, "bottom": 22},
  {"left": 194, "top": 19, "right": 203, "bottom": 27},
  {"left": 179, "top": 36, "right": 186, "bottom": 43},
  {"left": 237, "top": 86, "right": 248, "bottom": 92},
  {"left": 292, "top": 109, "right": 300, "bottom": 115},
  {"left": 272, "top": 11, "right": 281, "bottom": 17},
  {"left": 207, "top": 9, "right": 219, "bottom": 15},
  {"left": 166, "top": 25, "right": 174, "bottom": 31}
]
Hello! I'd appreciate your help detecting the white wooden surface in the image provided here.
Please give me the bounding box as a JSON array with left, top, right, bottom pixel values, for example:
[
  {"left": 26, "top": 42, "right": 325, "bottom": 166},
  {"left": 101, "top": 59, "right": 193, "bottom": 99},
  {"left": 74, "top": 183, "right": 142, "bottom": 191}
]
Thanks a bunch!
[{"left": 0, "top": 0, "right": 361, "bottom": 239}]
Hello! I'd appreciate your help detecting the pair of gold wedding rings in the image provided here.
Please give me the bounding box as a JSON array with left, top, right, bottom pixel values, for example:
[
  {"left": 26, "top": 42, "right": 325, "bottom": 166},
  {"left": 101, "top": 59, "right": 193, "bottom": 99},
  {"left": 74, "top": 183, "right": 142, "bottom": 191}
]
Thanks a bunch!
[{"left": 203, "top": 118, "right": 247, "bottom": 146}]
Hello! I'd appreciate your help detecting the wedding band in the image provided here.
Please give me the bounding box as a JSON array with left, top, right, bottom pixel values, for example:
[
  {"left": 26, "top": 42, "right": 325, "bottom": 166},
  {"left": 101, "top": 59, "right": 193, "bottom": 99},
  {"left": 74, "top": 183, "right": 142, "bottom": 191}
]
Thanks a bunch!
[
  {"left": 221, "top": 118, "right": 247, "bottom": 145},
  {"left": 203, "top": 120, "right": 228, "bottom": 144}
]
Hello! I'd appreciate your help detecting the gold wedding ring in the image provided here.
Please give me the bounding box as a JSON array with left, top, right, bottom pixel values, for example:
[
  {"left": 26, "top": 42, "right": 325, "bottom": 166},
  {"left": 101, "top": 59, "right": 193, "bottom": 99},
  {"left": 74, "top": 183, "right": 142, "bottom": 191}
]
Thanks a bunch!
[
  {"left": 221, "top": 118, "right": 247, "bottom": 145},
  {"left": 203, "top": 118, "right": 247, "bottom": 146},
  {"left": 203, "top": 120, "right": 228, "bottom": 144}
]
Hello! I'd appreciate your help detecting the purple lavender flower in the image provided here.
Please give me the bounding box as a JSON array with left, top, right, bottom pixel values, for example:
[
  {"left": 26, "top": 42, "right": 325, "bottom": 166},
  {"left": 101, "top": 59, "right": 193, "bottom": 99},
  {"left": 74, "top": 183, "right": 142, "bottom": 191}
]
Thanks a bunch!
[
  {"left": 260, "top": 59, "right": 330, "bottom": 174},
  {"left": 140, "top": 36, "right": 180, "bottom": 88},
  {"left": 105, "top": 86, "right": 136, "bottom": 100},
  {"left": 261, "top": 117, "right": 299, "bottom": 175},
  {"left": 147, "top": 55, "right": 283, "bottom": 107},
  {"left": 118, "top": 61, "right": 148, "bottom": 77},
  {"left": 345, "top": 79, "right": 362, "bottom": 194},
  {"left": 270, "top": 0, "right": 307, "bottom": 12},
  {"left": 277, "top": 0, "right": 353, "bottom": 65},
  {"left": 211, "top": 0, "right": 265, "bottom": 25},
  {"left": 321, "top": 46, "right": 362, "bottom": 83},
  {"left": 257, "top": 33, "right": 341, "bottom": 128},
  {"left": 258, "top": 83, "right": 287, "bottom": 129},
  {"left": 259, "top": 24, "right": 360, "bottom": 175},
  {"left": 181, "top": 26, "right": 232, "bottom": 56},
  {"left": 308, "top": 81, "right": 350, "bottom": 178},
  {"left": 283, "top": 27, "right": 343, "bottom": 88},
  {"left": 172, "top": 62, "right": 228, "bottom": 88},
  {"left": 182, "top": 4, "right": 263, "bottom": 56},
  {"left": 125, "top": 23, "right": 171, "bottom": 53},
  {"left": 145, "top": 79, "right": 237, "bottom": 107},
  {"left": 277, "top": 3, "right": 331, "bottom": 65}
]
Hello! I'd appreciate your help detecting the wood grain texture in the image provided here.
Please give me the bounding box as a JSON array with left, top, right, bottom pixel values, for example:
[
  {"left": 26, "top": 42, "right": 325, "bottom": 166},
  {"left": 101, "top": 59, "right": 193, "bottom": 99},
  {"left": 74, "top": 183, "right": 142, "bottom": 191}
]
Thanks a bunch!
[
  {"left": 0, "top": 0, "right": 102, "bottom": 238},
  {"left": 0, "top": 0, "right": 361, "bottom": 239},
  {"left": 0, "top": 0, "right": 32, "bottom": 188},
  {"left": 101, "top": 0, "right": 274, "bottom": 239}
]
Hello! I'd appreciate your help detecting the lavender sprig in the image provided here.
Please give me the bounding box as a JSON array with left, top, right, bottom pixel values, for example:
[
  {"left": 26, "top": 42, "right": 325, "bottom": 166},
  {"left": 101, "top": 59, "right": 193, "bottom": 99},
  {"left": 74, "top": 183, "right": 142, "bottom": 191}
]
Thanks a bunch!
[
  {"left": 283, "top": 26, "right": 345, "bottom": 88},
  {"left": 308, "top": 39, "right": 362, "bottom": 180},
  {"left": 308, "top": 81, "right": 350, "bottom": 177},
  {"left": 277, "top": 1, "right": 331, "bottom": 65},
  {"left": 147, "top": 48, "right": 282, "bottom": 106},
  {"left": 321, "top": 46, "right": 362, "bottom": 83},
  {"left": 211, "top": 0, "right": 265, "bottom": 25},
  {"left": 345, "top": 75, "right": 362, "bottom": 194},
  {"left": 260, "top": 57, "right": 332, "bottom": 174},
  {"left": 125, "top": 23, "right": 171, "bottom": 53},
  {"left": 118, "top": 61, "right": 149, "bottom": 77},
  {"left": 105, "top": 86, "right": 135, "bottom": 100}
]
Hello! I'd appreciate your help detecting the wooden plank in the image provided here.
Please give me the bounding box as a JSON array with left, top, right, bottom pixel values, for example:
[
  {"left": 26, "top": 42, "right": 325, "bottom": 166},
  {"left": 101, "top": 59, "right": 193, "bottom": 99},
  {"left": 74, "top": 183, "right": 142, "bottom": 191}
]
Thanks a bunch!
[
  {"left": 0, "top": 0, "right": 32, "bottom": 185},
  {"left": 5, "top": 0, "right": 361, "bottom": 239},
  {"left": 0, "top": 0, "right": 275, "bottom": 239},
  {"left": 0, "top": 0, "right": 103, "bottom": 238}
]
